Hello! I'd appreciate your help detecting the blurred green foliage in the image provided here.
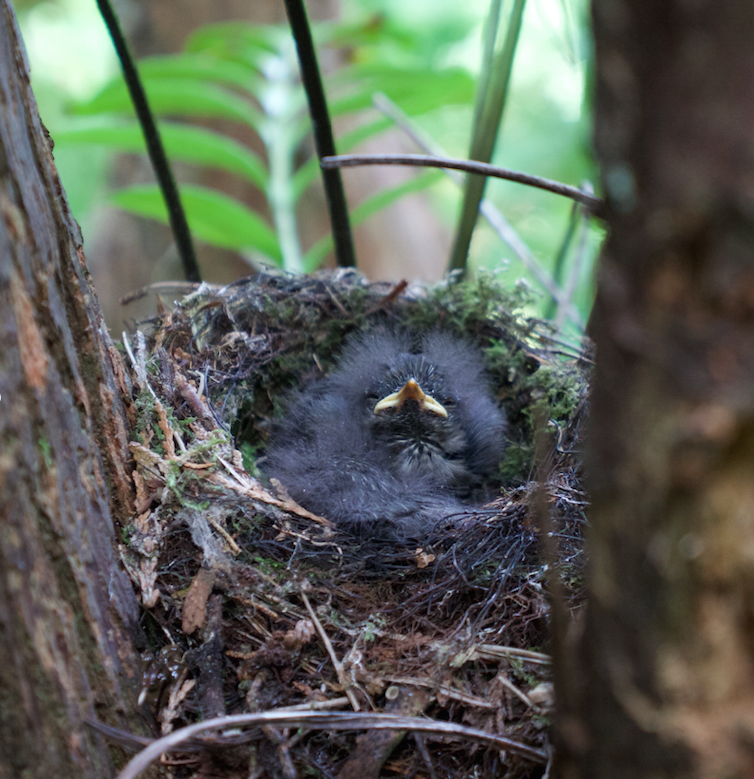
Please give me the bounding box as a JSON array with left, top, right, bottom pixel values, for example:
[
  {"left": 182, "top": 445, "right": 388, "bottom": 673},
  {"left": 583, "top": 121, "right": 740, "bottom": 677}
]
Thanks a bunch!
[
  {"left": 59, "top": 20, "right": 476, "bottom": 274},
  {"left": 20, "top": 0, "right": 600, "bottom": 336}
]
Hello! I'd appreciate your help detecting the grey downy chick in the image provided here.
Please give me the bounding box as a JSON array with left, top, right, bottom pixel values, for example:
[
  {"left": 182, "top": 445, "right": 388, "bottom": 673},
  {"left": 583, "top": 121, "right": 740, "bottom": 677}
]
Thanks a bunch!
[{"left": 264, "top": 329, "right": 506, "bottom": 539}]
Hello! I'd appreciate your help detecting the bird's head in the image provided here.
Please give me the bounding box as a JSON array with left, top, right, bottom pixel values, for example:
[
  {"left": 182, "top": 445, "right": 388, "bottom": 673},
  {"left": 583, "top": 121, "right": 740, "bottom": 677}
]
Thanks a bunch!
[
  {"left": 372, "top": 351, "right": 448, "bottom": 412},
  {"left": 364, "top": 351, "right": 472, "bottom": 485}
]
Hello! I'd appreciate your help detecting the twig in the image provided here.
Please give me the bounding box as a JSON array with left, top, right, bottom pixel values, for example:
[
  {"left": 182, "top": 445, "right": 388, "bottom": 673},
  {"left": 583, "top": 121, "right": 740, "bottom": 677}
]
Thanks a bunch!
[
  {"left": 206, "top": 516, "right": 241, "bottom": 555},
  {"left": 121, "top": 331, "right": 158, "bottom": 401},
  {"left": 213, "top": 460, "right": 333, "bottom": 528},
  {"left": 383, "top": 676, "right": 494, "bottom": 709},
  {"left": 415, "top": 733, "right": 438, "bottom": 779},
  {"left": 475, "top": 645, "right": 552, "bottom": 665},
  {"left": 545, "top": 199, "right": 580, "bottom": 320},
  {"left": 321, "top": 153, "right": 605, "bottom": 217},
  {"left": 542, "top": 750, "right": 554, "bottom": 779},
  {"left": 300, "top": 587, "right": 361, "bottom": 712},
  {"left": 495, "top": 673, "right": 536, "bottom": 709},
  {"left": 120, "top": 280, "right": 206, "bottom": 306},
  {"left": 478, "top": 202, "right": 584, "bottom": 327},
  {"left": 270, "top": 697, "right": 352, "bottom": 712},
  {"left": 110, "top": 711, "right": 548, "bottom": 779}
]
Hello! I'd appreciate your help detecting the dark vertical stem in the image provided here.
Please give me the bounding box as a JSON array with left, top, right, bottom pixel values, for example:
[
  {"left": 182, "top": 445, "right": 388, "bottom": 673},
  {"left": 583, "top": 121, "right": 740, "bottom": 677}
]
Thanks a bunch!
[
  {"left": 283, "top": 0, "right": 356, "bottom": 269},
  {"left": 95, "top": 0, "right": 201, "bottom": 283}
]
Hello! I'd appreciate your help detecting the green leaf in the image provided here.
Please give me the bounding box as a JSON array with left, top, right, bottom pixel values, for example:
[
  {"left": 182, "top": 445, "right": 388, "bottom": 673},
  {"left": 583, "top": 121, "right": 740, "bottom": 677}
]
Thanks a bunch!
[
  {"left": 303, "top": 170, "right": 442, "bottom": 271},
  {"left": 327, "top": 64, "right": 474, "bottom": 117},
  {"left": 184, "top": 22, "right": 293, "bottom": 72},
  {"left": 111, "top": 184, "right": 281, "bottom": 261},
  {"left": 136, "top": 53, "right": 262, "bottom": 92},
  {"left": 314, "top": 15, "right": 419, "bottom": 51},
  {"left": 185, "top": 22, "right": 284, "bottom": 68},
  {"left": 54, "top": 118, "right": 267, "bottom": 190},
  {"left": 75, "top": 78, "right": 262, "bottom": 128}
]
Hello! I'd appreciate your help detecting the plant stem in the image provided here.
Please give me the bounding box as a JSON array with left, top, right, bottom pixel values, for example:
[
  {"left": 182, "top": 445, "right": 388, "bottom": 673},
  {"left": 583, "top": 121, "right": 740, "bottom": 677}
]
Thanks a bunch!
[
  {"left": 448, "top": 0, "right": 527, "bottom": 275},
  {"left": 260, "top": 52, "right": 304, "bottom": 274},
  {"left": 95, "top": 0, "right": 200, "bottom": 282},
  {"left": 282, "top": 0, "right": 356, "bottom": 269}
]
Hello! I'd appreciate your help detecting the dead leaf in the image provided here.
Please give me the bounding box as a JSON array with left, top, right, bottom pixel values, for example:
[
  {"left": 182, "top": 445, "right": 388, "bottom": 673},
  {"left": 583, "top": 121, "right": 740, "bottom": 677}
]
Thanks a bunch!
[
  {"left": 415, "top": 548, "right": 435, "bottom": 568},
  {"left": 182, "top": 569, "right": 216, "bottom": 635}
]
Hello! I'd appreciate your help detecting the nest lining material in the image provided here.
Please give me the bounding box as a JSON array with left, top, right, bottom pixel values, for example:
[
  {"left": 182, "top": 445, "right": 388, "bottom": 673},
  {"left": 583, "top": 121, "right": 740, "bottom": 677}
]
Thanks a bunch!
[{"left": 118, "top": 269, "right": 589, "bottom": 779}]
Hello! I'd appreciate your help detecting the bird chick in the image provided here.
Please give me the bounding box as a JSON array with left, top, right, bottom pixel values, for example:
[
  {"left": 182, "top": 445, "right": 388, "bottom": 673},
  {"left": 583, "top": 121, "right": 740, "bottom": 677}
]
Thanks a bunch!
[{"left": 264, "top": 329, "right": 506, "bottom": 539}]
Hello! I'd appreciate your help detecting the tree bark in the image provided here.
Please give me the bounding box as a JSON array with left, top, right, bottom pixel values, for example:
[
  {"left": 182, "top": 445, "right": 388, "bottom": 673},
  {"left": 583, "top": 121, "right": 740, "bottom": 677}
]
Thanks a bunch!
[
  {"left": 558, "top": 1, "right": 754, "bottom": 777},
  {"left": 0, "top": 1, "right": 144, "bottom": 776}
]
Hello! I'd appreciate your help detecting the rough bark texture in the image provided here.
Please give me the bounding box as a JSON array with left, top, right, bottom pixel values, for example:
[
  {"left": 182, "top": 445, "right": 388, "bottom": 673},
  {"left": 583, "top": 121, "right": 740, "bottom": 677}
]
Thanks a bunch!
[
  {"left": 558, "top": 1, "right": 754, "bottom": 777},
  {"left": 0, "top": 1, "right": 144, "bottom": 776}
]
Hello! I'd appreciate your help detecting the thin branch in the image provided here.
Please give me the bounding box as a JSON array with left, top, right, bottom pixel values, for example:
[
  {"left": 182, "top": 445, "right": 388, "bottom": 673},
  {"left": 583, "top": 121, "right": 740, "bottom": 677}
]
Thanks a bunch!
[
  {"left": 95, "top": 0, "right": 200, "bottom": 282},
  {"left": 110, "top": 711, "right": 548, "bottom": 779},
  {"left": 300, "top": 588, "right": 361, "bottom": 712},
  {"left": 365, "top": 94, "right": 586, "bottom": 327},
  {"left": 321, "top": 153, "right": 605, "bottom": 217},
  {"left": 119, "top": 280, "right": 205, "bottom": 306},
  {"left": 282, "top": 0, "right": 356, "bottom": 268},
  {"left": 475, "top": 645, "right": 552, "bottom": 664},
  {"left": 495, "top": 673, "right": 537, "bottom": 709}
]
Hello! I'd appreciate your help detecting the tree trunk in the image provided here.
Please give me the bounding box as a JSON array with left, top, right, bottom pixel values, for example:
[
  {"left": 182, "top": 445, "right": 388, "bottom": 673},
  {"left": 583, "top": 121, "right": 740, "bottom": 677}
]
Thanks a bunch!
[
  {"left": 558, "top": 1, "right": 754, "bottom": 776},
  {"left": 0, "top": 1, "right": 144, "bottom": 776}
]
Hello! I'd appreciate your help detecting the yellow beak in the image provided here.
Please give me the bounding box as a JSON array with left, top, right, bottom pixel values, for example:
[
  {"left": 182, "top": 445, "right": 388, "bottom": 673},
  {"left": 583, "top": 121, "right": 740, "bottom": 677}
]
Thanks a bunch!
[{"left": 373, "top": 378, "right": 448, "bottom": 418}]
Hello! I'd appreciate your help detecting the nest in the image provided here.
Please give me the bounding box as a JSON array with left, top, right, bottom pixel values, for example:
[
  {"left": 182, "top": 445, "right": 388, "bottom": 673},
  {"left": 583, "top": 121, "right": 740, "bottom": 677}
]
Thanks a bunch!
[{"left": 116, "top": 269, "right": 590, "bottom": 779}]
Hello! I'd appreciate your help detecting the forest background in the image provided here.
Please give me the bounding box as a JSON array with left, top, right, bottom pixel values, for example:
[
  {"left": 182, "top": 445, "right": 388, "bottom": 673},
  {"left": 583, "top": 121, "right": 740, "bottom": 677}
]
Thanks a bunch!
[{"left": 15, "top": 0, "right": 602, "bottom": 335}]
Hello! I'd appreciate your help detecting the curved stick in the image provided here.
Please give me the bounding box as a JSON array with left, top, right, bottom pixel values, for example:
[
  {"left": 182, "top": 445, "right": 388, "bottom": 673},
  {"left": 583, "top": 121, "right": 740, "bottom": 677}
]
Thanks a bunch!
[{"left": 322, "top": 153, "right": 605, "bottom": 218}]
